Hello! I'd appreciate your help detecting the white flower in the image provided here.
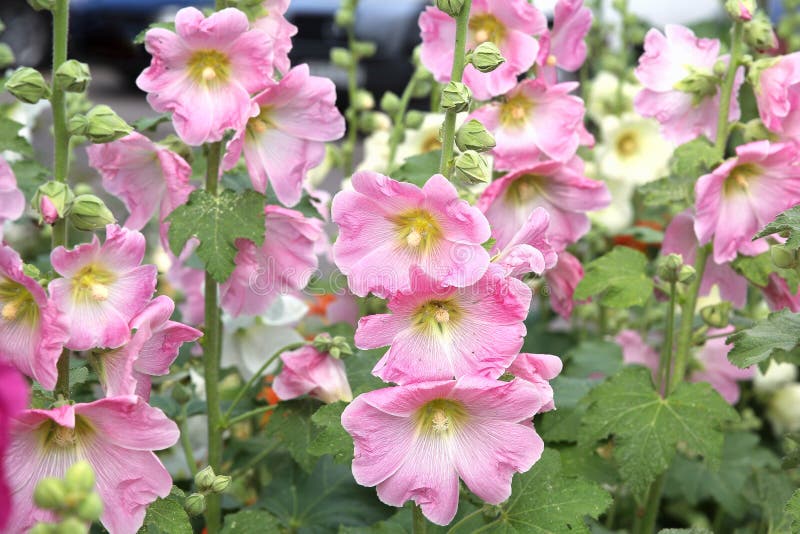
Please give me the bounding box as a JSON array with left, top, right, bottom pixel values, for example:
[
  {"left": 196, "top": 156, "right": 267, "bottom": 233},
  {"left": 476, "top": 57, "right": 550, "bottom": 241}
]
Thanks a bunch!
[
  {"left": 586, "top": 71, "right": 639, "bottom": 122},
  {"left": 589, "top": 178, "right": 635, "bottom": 234},
  {"left": 755, "top": 361, "right": 798, "bottom": 394},
  {"left": 767, "top": 383, "right": 800, "bottom": 435},
  {"left": 596, "top": 113, "right": 673, "bottom": 186}
]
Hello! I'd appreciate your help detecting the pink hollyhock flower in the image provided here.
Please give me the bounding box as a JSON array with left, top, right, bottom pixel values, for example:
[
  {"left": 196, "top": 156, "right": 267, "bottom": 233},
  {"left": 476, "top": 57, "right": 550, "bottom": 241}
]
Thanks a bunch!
[
  {"left": 695, "top": 141, "right": 800, "bottom": 264},
  {"left": 273, "top": 345, "right": 353, "bottom": 403},
  {"left": 691, "top": 328, "right": 754, "bottom": 404},
  {"left": 0, "top": 245, "right": 68, "bottom": 390},
  {"left": 536, "top": 0, "right": 592, "bottom": 83},
  {"left": 507, "top": 352, "right": 562, "bottom": 412},
  {"left": 165, "top": 243, "right": 205, "bottom": 326},
  {"left": 39, "top": 196, "right": 58, "bottom": 225},
  {"left": 356, "top": 265, "right": 531, "bottom": 384},
  {"left": 49, "top": 225, "right": 157, "bottom": 351},
  {"left": 469, "top": 79, "right": 588, "bottom": 168},
  {"left": 332, "top": 172, "right": 491, "bottom": 297},
  {"left": 634, "top": 25, "right": 743, "bottom": 144},
  {"left": 94, "top": 296, "right": 201, "bottom": 399},
  {"left": 419, "top": 0, "right": 546, "bottom": 100},
  {"left": 223, "top": 64, "right": 345, "bottom": 207},
  {"left": 493, "top": 207, "right": 558, "bottom": 277},
  {"left": 0, "top": 364, "right": 27, "bottom": 530},
  {"left": 662, "top": 210, "right": 747, "bottom": 307},
  {"left": 341, "top": 376, "right": 545, "bottom": 525},
  {"left": 0, "top": 157, "right": 24, "bottom": 241},
  {"left": 87, "top": 132, "right": 193, "bottom": 232},
  {"left": 617, "top": 329, "right": 659, "bottom": 383},
  {"left": 5, "top": 395, "right": 179, "bottom": 534},
  {"left": 478, "top": 158, "right": 610, "bottom": 251},
  {"left": 762, "top": 273, "right": 800, "bottom": 312},
  {"left": 253, "top": 0, "right": 297, "bottom": 75},
  {"left": 136, "top": 7, "right": 274, "bottom": 146},
  {"left": 754, "top": 52, "right": 800, "bottom": 140},
  {"left": 221, "top": 205, "right": 322, "bottom": 317},
  {"left": 544, "top": 251, "right": 583, "bottom": 319}
]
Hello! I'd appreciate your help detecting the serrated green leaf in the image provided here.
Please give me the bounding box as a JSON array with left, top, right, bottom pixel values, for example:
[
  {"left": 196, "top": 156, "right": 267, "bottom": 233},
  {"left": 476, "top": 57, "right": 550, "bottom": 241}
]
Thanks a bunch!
[
  {"left": 68, "top": 366, "right": 89, "bottom": 388},
  {"left": 754, "top": 205, "right": 800, "bottom": 250},
  {"left": 537, "top": 377, "right": 597, "bottom": 442},
  {"left": 733, "top": 252, "right": 800, "bottom": 292},
  {"left": 346, "top": 349, "right": 387, "bottom": 395},
  {"left": 565, "top": 340, "right": 623, "bottom": 378},
  {"left": 744, "top": 469, "right": 795, "bottom": 531},
  {"left": 138, "top": 487, "right": 191, "bottom": 534},
  {"left": 166, "top": 189, "right": 266, "bottom": 282},
  {"left": 0, "top": 117, "right": 33, "bottom": 158},
  {"left": 579, "top": 367, "right": 738, "bottom": 498},
  {"left": 392, "top": 150, "right": 441, "bottom": 186},
  {"left": 785, "top": 489, "right": 800, "bottom": 532},
  {"left": 221, "top": 509, "right": 281, "bottom": 533},
  {"left": 638, "top": 175, "right": 693, "bottom": 209},
  {"left": 726, "top": 309, "right": 800, "bottom": 369},
  {"left": 574, "top": 247, "right": 653, "bottom": 308},
  {"left": 265, "top": 399, "right": 319, "bottom": 472},
  {"left": 670, "top": 138, "right": 720, "bottom": 179},
  {"left": 308, "top": 401, "right": 353, "bottom": 464},
  {"left": 10, "top": 159, "right": 48, "bottom": 200}
]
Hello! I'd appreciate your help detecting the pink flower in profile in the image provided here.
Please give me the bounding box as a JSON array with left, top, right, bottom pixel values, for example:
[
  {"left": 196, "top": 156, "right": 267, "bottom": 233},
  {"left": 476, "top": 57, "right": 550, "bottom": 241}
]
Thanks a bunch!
[
  {"left": 357, "top": 265, "right": 531, "bottom": 385},
  {"left": 762, "top": 273, "right": 800, "bottom": 312},
  {"left": 137, "top": 7, "right": 274, "bottom": 146},
  {"left": 221, "top": 205, "right": 322, "bottom": 317},
  {"left": 695, "top": 141, "right": 800, "bottom": 264},
  {"left": 87, "top": 132, "right": 193, "bottom": 232},
  {"left": 0, "top": 157, "right": 24, "bottom": 241},
  {"left": 536, "top": 0, "right": 592, "bottom": 83},
  {"left": 332, "top": 172, "right": 491, "bottom": 298},
  {"left": 273, "top": 345, "right": 353, "bottom": 403},
  {"left": 0, "top": 364, "right": 27, "bottom": 530},
  {"left": 493, "top": 207, "right": 558, "bottom": 277},
  {"left": 691, "top": 328, "right": 754, "bottom": 404},
  {"left": 634, "top": 25, "right": 743, "bottom": 144},
  {"left": 617, "top": 329, "right": 659, "bottom": 382},
  {"left": 478, "top": 158, "right": 610, "bottom": 251},
  {"left": 0, "top": 245, "right": 68, "bottom": 390},
  {"left": 94, "top": 296, "right": 201, "bottom": 399},
  {"left": 544, "top": 251, "right": 583, "bottom": 319},
  {"left": 253, "top": 0, "right": 297, "bottom": 75},
  {"left": 507, "top": 353, "right": 562, "bottom": 412},
  {"left": 5, "top": 395, "right": 179, "bottom": 534},
  {"left": 469, "top": 79, "right": 588, "bottom": 169},
  {"left": 49, "top": 225, "right": 157, "bottom": 351},
  {"left": 342, "top": 376, "right": 545, "bottom": 525},
  {"left": 754, "top": 52, "right": 800, "bottom": 140},
  {"left": 223, "top": 64, "right": 345, "bottom": 207},
  {"left": 419, "top": 0, "right": 546, "bottom": 100},
  {"left": 662, "top": 210, "right": 747, "bottom": 307}
]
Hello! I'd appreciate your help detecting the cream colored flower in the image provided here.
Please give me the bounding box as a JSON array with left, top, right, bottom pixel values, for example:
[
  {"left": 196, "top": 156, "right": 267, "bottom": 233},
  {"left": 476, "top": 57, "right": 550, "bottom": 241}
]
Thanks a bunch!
[
  {"left": 767, "top": 383, "right": 800, "bottom": 435},
  {"left": 596, "top": 113, "right": 673, "bottom": 185},
  {"left": 586, "top": 71, "right": 639, "bottom": 122},
  {"left": 755, "top": 361, "right": 798, "bottom": 394},
  {"left": 588, "top": 174, "right": 635, "bottom": 234}
]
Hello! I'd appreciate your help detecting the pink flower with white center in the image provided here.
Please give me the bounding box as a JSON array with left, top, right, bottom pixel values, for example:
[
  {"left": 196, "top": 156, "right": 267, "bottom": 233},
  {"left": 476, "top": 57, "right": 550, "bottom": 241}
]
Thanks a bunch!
[
  {"left": 762, "top": 273, "right": 800, "bottom": 312},
  {"left": 662, "top": 210, "right": 747, "bottom": 307},
  {"left": 87, "top": 132, "right": 193, "bottom": 232},
  {"left": 221, "top": 205, "right": 322, "bottom": 317},
  {"left": 507, "top": 353, "right": 562, "bottom": 412},
  {"left": 478, "top": 158, "right": 610, "bottom": 251},
  {"left": 469, "top": 79, "right": 588, "bottom": 168},
  {"left": 634, "top": 25, "right": 743, "bottom": 144},
  {"left": 692, "top": 328, "right": 755, "bottom": 404},
  {"left": 536, "top": 0, "right": 592, "bottom": 83},
  {"left": 5, "top": 395, "right": 179, "bottom": 534},
  {"left": 0, "top": 157, "right": 24, "bottom": 241},
  {"left": 544, "top": 251, "right": 583, "bottom": 319},
  {"left": 341, "top": 376, "right": 545, "bottom": 525},
  {"left": 136, "top": 7, "right": 274, "bottom": 146},
  {"left": 49, "top": 225, "right": 157, "bottom": 351},
  {"left": 419, "top": 0, "right": 546, "bottom": 100},
  {"left": 357, "top": 265, "right": 531, "bottom": 385},
  {"left": 0, "top": 364, "right": 27, "bottom": 530},
  {"left": 253, "top": 0, "right": 297, "bottom": 75},
  {"left": 93, "top": 296, "right": 201, "bottom": 399},
  {"left": 493, "top": 207, "right": 558, "bottom": 277},
  {"left": 332, "top": 172, "right": 491, "bottom": 298},
  {"left": 694, "top": 141, "right": 800, "bottom": 264},
  {"left": 273, "top": 345, "right": 353, "bottom": 403},
  {"left": 0, "top": 245, "right": 68, "bottom": 390},
  {"left": 754, "top": 52, "right": 800, "bottom": 140},
  {"left": 223, "top": 64, "right": 345, "bottom": 207}
]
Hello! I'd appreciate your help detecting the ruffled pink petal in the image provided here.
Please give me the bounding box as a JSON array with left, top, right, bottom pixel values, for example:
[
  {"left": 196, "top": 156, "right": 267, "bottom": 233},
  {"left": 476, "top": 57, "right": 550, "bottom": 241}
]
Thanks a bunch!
[
  {"left": 544, "top": 251, "right": 583, "bottom": 319},
  {"left": 550, "top": 0, "right": 592, "bottom": 71},
  {"left": 273, "top": 346, "right": 352, "bottom": 403}
]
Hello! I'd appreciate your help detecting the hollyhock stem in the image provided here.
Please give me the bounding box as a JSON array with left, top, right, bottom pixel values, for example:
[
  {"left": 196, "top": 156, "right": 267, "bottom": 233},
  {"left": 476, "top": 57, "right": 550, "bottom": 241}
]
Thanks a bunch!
[
  {"left": 658, "top": 282, "right": 677, "bottom": 394},
  {"left": 387, "top": 74, "right": 422, "bottom": 170},
  {"left": 412, "top": 503, "right": 427, "bottom": 534},
  {"left": 439, "top": 0, "right": 473, "bottom": 177},
  {"left": 714, "top": 21, "right": 744, "bottom": 156},
  {"left": 222, "top": 404, "right": 277, "bottom": 429},
  {"left": 341, "top": 1, "right": 361, "bottom": 176},
  {"left": 637, "top": 473, "right": 666, "bottom": 534}
]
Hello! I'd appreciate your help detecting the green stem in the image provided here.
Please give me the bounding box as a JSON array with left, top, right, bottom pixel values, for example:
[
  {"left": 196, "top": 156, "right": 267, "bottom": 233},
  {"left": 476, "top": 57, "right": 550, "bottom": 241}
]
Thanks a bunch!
[
  {"left": 658, "top": 282, "right": 677, "bottom": 394},
  {"left": 438, "top": 0, "right": 473, "bottom": 177},
  {"left": 386, "top": 74, "right": 420, "bottom": 171},
  {"left": 230, "top": 441, "right": 279, "bottom": 479},
  {"left": 203, "top": 141, "right": 223, "bottom": 534},
  {"left": 637, "top": 473, "right": 666, "bottom": 534},
  {"left": 341, "top": 3, "right": 361, "bottom": 177},
  {"left": 177, "top": 416, "right": 198, "bottom": 477},
  {"left": 446, "top": 507, "right": 485, "bottom": 534},
  {"left": 222, "top": 405, "right": 278, "bottom": 429},
  {"left": 671, "top": 246, "right": 710, "bottom": 394},
  {"left": 412, "top": 503, "right": 428, "bottom": 534},
  {"left": 714, "top": 22, "right": 744, "bottom": 156}
]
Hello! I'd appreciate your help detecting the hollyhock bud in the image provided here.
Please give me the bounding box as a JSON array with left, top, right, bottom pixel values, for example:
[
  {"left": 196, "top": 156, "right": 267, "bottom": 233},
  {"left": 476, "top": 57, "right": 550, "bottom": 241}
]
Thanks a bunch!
[
  {"left": 184, "top": 493, "right": 206, "bottom": 516},
  {"left": 725, "top": 0, "right": 755, "bottom": 21},
  {"left": 34, "top": 182, "right": 73, "bottom": 224},
  {"left": 68, "top": 194, "right": 116, "bottom": 232},
  {"left": 441, "top": 81, "right": 471, "bottom": 112},
  {"left": 5, "top": 67, "right": 50, "bottom": 104},
  {"left": 771, "top": 244, "right": 798, "bottom": 269},
  {"left": 352, "top": 41, "right": 377, "bottom": 59},
  {"left": 194, "top": 466, "right": 215, "bottom": 491},
  {"left": 454, "top": 150, "right": 491, "bottom": 185},
  {"left": 64, "top": 461, "right": 95, "bottom": 493},
  {"left": 273, "top": 345, "right": 353, "bottom": 403},
  {"left": 210, "top": 475, "right": 231, "bottom": 494},
  {"left": 75, "top": 493, "right": 103, "bottom": 522},
  {"left": 54, "top": 60, "right": 91, "bottom": 93},
  {"left": 330, "top": 47, "right": 353, "bottom": 69},
  {"left": 380, "top": 91, "right": 400, "bottom": 114},
  {"left": 470, "top": 42, "right": 505, "bottom": 73},
  {"left": 334, "top": 7, "right": 354, "bottom": 27},
  {"left": 33, "top": 478, "right": 66, "bottom": 510},
  {"left": 82, "top": 105, "right": 133, "bottom": 144},
  {"left": 436, "top": 0, "right": 465, "bottom": 17},
  {"left": 673, "top": 67, "right": 720, "bottom": 105},
  {"left": 312, "top": 333, "right": 352, "bottom": 358},
  {"left": 354, "top": 89, "right": 375, "bottom": 111},
  {"left": 700, "top": 301, "right": 731, "bottom": 328},
  {"left": 743, "top": 12, "right": 778, "bottom": 51},
  {"left": 0, "top": 44, "right": 14, "bottom": 69},
  {"left": 455, "top": 119, "right": 495, "bottom": 152},
  {"left": 404, "top": 110, "right": 425, "bottom": 129},
  {"left": 39, "top": 196, "right": 58, "bottom": 224},
  {"left": 657, "top": 253, "right": 685, "bottom": 283}
]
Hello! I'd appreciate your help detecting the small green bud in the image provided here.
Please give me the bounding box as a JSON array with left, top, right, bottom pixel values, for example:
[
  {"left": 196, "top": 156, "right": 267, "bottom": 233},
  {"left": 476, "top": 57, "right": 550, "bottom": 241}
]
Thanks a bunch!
[
  {"left": 329, "top": 346, "right": 341, "bottom": 359},
  {"left": 33, "top": 182, "right": 74, "bottom": 224},
  {"left": 184, "top": 493, "right": 206, "bottom": 516},
  {"left": 26, "top": 0, "right": 54, "bottom": 10},
  {"left": 68, "top": 194, "right": 116, "bottom": 232},
  {"left": 210, "top": 475, "right": 232, "bottom": 494},
  {"left": 0, "top": 44, "right": 15, "bottom": 69},
  {"left": 713, "top": 59, "right": 727, "bottom": 77},
  {"left": 436, "top": 0, "right": 465, "bottom": 17},
  {"left": 454, "top": 150, "right": 491, "bottom": 185},
  {"left": 334, "top": 8, "right": 354, "bottom": 28},
  {"left": 55, "top": 517, "right": 88, "bottom": 534},
  {"left": 725, "top": 0, "right": 756, "bottom": 21},
  {"left": 65, "top": 461, "right": 95, "bottom": 493},
  {"left": 673, "top": 67, "right": 719, "bottom": 105},
  {"left": 380, "top": 91, "right": 400, "bottom": 114},
  {"left": 330, "top": 47, "right": 353, "bottom": 69},
  {"left": 29, "top": 524, "right": 55, "bottom": 534},
  {"left": 34, "top": 477, "right": 66, "bottom": 510},
  {"left": 441, "top": 81, "right": 471, "bottom": 113},
  {"left": 771, "top": 244, "right": 798, "bottom": 269},
  {"left": 352, "top": 41, "right": 377, "bottom": 59},
  {"left": 67, "top": 114, "right": 90, "bottom": 138},
  {"left": 171, "top": 382, "right": 192, "bottom": 404},
  {"left": 742, "top": 118, "right": 772, "bottom": 142},
  {"left": 404, "top": 110, "right": 425, "bottom": 129},
  {"left": 82, "top": 105, "right": 132, "bottom": 143},
  {"left": 657, "top": 253, "right": 684, "bottom": 283},
  {"left": 353, "top": 90, "right": 374, "bottom": 111},
  {"left": 469, "top": 42, "right": 506, "bottom": 73},
  {"left": 5, "top": 67, "right": 51, "bottom": 104},
  {"left": 411, "top": 76, "right": 433, "bottom": 99},
  {"left": 357, "top": 111, "right": 388, "bottom": 133},
  {"left": 55, "top": 60, "right": 91, "bottom": 93},
  {"left": 75, "top": 493, "right": 103, "bottom": 522},
  {"left": 700, "top": 302, "right": 732, "bottom": 329},
  {"left": 455, "top": 119, "right": 496, "bottom": 152},
  {"left": 194, "top": 465, "right": 216, "bottom": 491},
  {"left": 312, "top": 333, "right": 352, "bottom": 358},
  {"left": 744, "top": 12, "right": 778, "bottom": 51},
  {"left": 677, "top": 265, "right": 696, "bottom": 284}
]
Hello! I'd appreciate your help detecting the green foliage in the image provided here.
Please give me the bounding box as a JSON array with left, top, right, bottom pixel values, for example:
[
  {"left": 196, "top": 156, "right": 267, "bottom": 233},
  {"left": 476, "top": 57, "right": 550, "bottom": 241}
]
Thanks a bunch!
[
  {"left": 638, "top": 138, "right": 720, "bottom": 209},
  {"left": 308, "top": 401, "right": 353, "bottom": 465},
  {"left": 785, "top": 489, "right": 800, "bottom": 532},
  {"left": 726, "top": 309, "right": 800, "bottom": 369},
  {"left": 743, "top": 469, "right": 796, "bottom": 532},
  {"left": 733, "top": 252, "right": 799, "bottom": 291},
  {"left": 0, "top": 116, "right": 33, "bottom": 157},
  {"left": 579, "top": 367, "right": 739, "bottom": 498},
  {"left": 754, "top": 205, "right": 800, "bottom": 250},
  {"left": 11, "top": 159, "right": 48, "bottom": 200},
  {"left": 132, "top": 114, "right": 171, "bottom": 132},
  {"left": 133, "top": 22, "right": 176, "bottom": 45},
  {"left": 221, "top": 509, "right": 281, "bottom": 533},
  {"left": 264, "top": 399, "right": 320, "bottom": 472},
  {"left": 565, "top": 340, "right": 623, "bottom": 378},
  {"left": 138, "top": 487, "right": 192, "bottom": 534},
  {"left": 537, "top": 377, "right": 597, "bottom": 442},
  {"left": 574, "top": 247, "right": 654, "bottom": 308},
  {"left": 392, "top": 150, "right": 441, "bottom": 186},
  {"left": 166, "top": 189, "right": 266, "bottom": 282}
]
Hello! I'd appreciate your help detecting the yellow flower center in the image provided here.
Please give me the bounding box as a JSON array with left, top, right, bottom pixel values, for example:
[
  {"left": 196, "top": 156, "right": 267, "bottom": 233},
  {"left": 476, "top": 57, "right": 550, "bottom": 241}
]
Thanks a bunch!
[
  {"left": 546, "top": 54, "right": 558, "bottom": 67},
  {"left": 0, "top": 278, "right": 39, "bottom": 325},
  {"left": 416, "top": 399, "right": 467, "bottom": 436},
  {"left": 187, "top": 49, "right": 231, "bottom": 86},
  {"left": 469, "top": 14, "right": 506, "bottom": 45},
  {"left": 615, "top": 131, "right": 639, "bottom": 157},
  {"left": 393, "top": 209, "right": 442, "bottom": 252},
  {"left": 421, "top": 133, "right": 442, "bottom": 153},
  {"left": 500, "top": 94, "right": 534, "bottom": 129},
  {"left": 413, "top": 299, "right": 460, "bottom": 335},
  {"left": 72, "top": 264, "right": 116, "bottom": 303},
  {"left": 39, "top": 416, "right": 93, "bottom": 450},
  {"left": 505, "top": 174, "right": 545, "bottom": 205},
  {"left": 724, "top": 163, "right": 760, "bottom": 196},
  {"left": 247, "top": 106, "right": 274, "bottom": 139}
]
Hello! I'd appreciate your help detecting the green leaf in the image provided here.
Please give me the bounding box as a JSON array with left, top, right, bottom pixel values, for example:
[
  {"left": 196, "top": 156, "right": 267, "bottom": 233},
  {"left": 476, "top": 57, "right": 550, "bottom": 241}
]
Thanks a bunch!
[
  {"left": 785, "top": 489, "right": 800, "bottom": 533},
  {"left": 0, "top": 117, "right": 33, "bottom": 158},
  {"left": 478, "top": 450, "right": 611, "bottom": 533},
  {"left": 132, "top": 114, "right": 171, "bottom": 132},
  {"left": 733, "top": 252, "right": 800, "bottom": 291},
  {"left": 308, "top": 401, "right": 353, "bottom": 464},
  {"left": 11, "top": 159, "right": 48, "bottom": 200},
  {"left": 138, "top": 487, "right": 191, "bottom": 534},
  {"left": 744, "top": 469, "right": 795, "bottom": 531},
  {"left": 264, "top": 399, "right": 319, "bottom": 472},
  {"left": 133, "top": 21, "right": 175, "bottom": 45},
  {"left": 166, "top": 189, "right": 266, "bottom": 282},
  {"left": 574, "top": 247, "right": 654, "bottom": 308},
  {"left": 579, "top": 367, "right": 739, "bottom": 498},
  {"left": 346, "top": 349, "right": 387, "bottom": 395},
  {"left": 565, "top": 340, "right": 623, "bottom": 378},
  {"left": 669, "top": 138, "right": 720, "bottom": 178},
  {"left": 221, "top": 509, "right": 282, "bottom": 533},
  {"left": 638, "top": 175, "right": 694, "bottom": 209},
  {"left": 754, "top": 205, "right": 800, "bottom": 250},
  {"left": 726, "top": 309, "right": 800, "bottom": 369},
  {"left": 537, "top": 377, "right": 597, "bottom": 443},
  {"left": 392, "top": 150, "right": 441, "bottom": 187}
]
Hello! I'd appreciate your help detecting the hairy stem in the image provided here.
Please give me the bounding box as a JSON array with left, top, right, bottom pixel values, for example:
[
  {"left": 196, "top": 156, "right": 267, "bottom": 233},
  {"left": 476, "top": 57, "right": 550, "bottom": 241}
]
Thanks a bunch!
[{"left": 658, "top": 282, "right": 677, "bottom": 394}]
